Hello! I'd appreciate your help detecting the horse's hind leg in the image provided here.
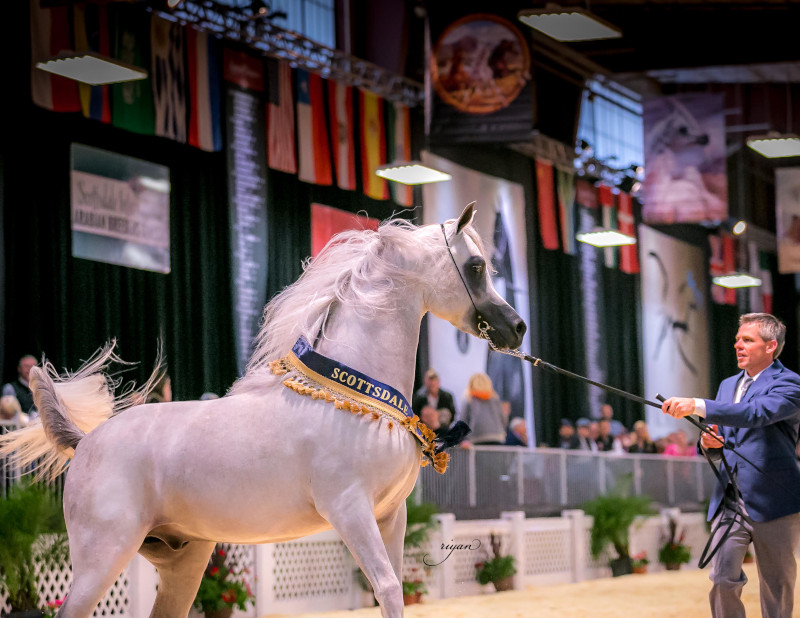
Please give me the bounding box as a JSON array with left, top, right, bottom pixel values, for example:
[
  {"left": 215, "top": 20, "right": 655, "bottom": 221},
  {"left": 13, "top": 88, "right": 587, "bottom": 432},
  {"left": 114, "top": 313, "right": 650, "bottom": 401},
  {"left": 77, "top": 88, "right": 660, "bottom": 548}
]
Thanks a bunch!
[
  {"left": 56, "top": 528, "right": 144, "bottom": 618},
  {"left": 140, "top": 539, "right": 215, "bottom": 618},
  {"left": 319, "top": 492, "right": 404, "bottom": 618}
]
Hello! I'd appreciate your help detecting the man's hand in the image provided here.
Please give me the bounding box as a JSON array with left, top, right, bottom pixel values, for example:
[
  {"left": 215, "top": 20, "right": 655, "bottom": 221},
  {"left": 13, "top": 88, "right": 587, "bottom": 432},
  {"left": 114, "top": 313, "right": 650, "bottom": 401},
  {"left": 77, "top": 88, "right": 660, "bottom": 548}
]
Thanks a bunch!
[
  {"left": 700, "top": 424, "right": 725, "bottom": 450},
  {"left": 661, "top": 397, "right": 697, "bottom": 419}
]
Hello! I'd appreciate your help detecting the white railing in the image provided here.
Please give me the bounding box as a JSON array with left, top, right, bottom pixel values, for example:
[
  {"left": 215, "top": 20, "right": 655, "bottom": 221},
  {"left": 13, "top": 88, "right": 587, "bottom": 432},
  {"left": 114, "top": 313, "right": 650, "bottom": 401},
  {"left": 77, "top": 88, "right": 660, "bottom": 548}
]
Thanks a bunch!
[
  {"left": 1, "top": 508, "right": 710, "bottom": 617},
  {"left": 417, "top": 446, "right": 717, "bottom": 518}
]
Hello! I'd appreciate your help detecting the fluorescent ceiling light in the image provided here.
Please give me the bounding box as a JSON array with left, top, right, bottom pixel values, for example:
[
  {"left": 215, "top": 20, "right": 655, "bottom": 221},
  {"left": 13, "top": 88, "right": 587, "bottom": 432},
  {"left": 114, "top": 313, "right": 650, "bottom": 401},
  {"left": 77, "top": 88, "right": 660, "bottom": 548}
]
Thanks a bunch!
[
  {"left": 712, "top": 273, "right": 762, "bottom": 288},
  {"left": 746, "top": 134, "right": 800, "bottom": 158},
  {"left": 576, "top": 228, "right": 636, "bottom": 247},
  {"left": 518, "top": 7, "right": 622, "bottom": 42},
  {"left": 36, "top": 51, "right": 147, "bottom": 85},
  {"left": 375, "top": 162, "right": 451, "bottom": 185}
]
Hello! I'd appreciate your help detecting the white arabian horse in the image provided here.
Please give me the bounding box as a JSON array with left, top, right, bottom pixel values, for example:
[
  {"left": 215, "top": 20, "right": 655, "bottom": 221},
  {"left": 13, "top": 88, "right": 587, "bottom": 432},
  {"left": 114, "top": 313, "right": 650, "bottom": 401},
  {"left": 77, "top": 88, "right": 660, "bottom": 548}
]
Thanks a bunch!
[{"left": 0, "top": 203, "right": 525, "bottom": 618}]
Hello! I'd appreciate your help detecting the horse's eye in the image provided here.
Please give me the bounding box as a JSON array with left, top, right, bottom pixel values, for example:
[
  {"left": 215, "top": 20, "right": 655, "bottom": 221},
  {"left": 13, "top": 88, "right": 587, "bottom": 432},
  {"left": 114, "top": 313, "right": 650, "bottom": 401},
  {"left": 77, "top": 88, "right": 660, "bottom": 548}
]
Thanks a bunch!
[{"left": 472, "top": 264, "right": 483, "bottom": 275}]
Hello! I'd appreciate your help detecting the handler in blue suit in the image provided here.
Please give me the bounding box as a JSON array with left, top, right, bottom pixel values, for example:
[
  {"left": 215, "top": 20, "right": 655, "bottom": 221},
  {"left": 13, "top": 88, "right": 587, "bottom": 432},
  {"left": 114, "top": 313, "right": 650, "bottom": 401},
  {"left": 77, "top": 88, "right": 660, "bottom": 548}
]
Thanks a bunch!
[{"left": 662, "top": 312, "right": 800, "bottom": 618}]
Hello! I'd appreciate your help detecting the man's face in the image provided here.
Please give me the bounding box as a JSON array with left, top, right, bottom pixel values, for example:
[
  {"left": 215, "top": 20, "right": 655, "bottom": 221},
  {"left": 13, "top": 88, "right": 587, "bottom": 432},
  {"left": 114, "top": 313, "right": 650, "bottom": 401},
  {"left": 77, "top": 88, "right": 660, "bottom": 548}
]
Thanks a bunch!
[
  {"left": 601, "top": 404, "right": 613, "bottom": 420},
  {"left": 18, "top": 357, "right": 36, "bottom": 382},
  {"left": 735, "top": 322, "right": 776, "bottom": 376},
  {"left": 426, "top": 376, "right": 440, "bottom": 395},
  {"left": 559, "top": 424, "right": 574, "bottom": 438},
  {"left": 598, "top": 419, "right": 612, "bottom": 437}
]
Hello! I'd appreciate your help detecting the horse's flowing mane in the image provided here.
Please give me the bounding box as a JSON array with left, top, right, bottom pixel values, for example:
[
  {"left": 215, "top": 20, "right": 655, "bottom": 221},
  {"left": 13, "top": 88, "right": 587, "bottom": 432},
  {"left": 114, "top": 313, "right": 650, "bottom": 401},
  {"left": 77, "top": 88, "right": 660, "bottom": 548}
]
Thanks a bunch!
[{"left": 230, "top": 215, "right": 489, "bottom": 392}]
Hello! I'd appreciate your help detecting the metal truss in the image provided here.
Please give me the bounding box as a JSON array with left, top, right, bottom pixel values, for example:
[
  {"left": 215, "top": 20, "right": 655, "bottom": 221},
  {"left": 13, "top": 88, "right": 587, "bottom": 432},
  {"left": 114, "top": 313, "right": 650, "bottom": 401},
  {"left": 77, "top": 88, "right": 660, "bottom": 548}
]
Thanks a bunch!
[{"left": 150, "top": 0, "right": 424, "bottom": 107}]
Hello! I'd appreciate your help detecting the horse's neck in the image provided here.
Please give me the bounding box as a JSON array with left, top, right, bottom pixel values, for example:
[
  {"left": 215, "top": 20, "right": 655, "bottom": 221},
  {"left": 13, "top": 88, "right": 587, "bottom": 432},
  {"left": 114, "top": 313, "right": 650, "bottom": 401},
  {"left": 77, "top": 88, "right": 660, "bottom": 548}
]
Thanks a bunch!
[{"left": 316, "top": 302, "right": 423, "bottom": 398}]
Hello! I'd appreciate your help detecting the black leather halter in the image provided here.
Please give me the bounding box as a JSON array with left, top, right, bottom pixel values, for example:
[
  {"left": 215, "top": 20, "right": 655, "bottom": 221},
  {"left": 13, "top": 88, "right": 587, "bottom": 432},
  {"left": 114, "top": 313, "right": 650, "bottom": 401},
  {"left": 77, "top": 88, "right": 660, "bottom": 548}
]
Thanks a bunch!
[{"left": 440, "top": 223, "right": 491, "bottom": 338}]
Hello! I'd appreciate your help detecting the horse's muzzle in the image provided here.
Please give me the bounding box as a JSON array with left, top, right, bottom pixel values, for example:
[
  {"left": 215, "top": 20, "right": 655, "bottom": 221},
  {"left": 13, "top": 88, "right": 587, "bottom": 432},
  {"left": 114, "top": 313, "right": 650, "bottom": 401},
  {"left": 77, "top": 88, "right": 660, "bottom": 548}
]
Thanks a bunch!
[{"left": 481, "top": 303, "right": 526, "bottom": 350}]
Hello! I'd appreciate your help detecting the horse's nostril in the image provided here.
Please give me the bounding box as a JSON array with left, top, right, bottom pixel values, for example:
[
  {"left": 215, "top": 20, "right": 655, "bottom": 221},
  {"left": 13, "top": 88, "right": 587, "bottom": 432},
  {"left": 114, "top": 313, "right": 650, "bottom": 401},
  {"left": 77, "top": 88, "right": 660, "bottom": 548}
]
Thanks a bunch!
[{"left": 515, "top": 321, "right": 527, "bottom": 335}]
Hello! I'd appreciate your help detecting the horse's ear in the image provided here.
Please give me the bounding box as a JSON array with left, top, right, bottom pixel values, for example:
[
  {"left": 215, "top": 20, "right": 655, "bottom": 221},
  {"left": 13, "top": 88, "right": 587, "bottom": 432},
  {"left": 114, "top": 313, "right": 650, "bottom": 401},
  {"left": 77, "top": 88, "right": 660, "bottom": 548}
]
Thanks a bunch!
[{"left": 456, "top": 202, "right": 477, "bottom": 235}]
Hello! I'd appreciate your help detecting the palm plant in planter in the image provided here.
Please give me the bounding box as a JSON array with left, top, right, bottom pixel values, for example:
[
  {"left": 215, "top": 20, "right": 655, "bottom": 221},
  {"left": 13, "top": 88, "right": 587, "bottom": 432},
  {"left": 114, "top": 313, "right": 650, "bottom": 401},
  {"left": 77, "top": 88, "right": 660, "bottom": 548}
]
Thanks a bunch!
[
  {"left": 475, "top": 533, "right": 516, "bottom": 591},
  {"left": 0, "top": 482, "right": 68, "bottom": 617},
  {"left": 582, "top": 476, "right": 655, "bottom": 577}
]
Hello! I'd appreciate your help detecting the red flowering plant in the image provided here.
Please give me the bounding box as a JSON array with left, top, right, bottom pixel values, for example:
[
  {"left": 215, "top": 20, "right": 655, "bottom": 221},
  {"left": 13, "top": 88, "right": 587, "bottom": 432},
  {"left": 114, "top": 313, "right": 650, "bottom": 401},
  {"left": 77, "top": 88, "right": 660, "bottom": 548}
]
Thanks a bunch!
[{"left": 193, "top": 545, "right": 254, "bottom": 614}]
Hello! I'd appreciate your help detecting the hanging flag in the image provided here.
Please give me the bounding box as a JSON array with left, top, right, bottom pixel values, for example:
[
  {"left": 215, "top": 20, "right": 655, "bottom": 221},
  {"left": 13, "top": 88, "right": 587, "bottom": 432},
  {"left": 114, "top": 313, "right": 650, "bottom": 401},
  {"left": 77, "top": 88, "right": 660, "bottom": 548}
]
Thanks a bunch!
[
  {"left": 618, "top": 191, "right": 640, "bottom": 274},
  {"left": 760, "top": 252, "right": 773, "bottom": 314},
  {"left": 186, "top": 27, "right": 222, "bottom": 151},
  {"left": 327, "top": 80, "right": 356, "bottom": 191},
  {"left": 722, "top": 232, "right": 736, "bottom": 305},
  {"left": 73, "top": 3, "right": 112, "bottom": 123},
  {"left": 555, "top": 168, "right": 576, "bottom": 255},
  {"left": 598, "top": 184, "right": 618, "bottom": 268},
  {"left": 266, "top": 61, "right": 297, "bottom": 174},
  {"left": 747, "top": 242, "right": 764, "bottom": 312},
  {"left": 709, "top": 232, "right": 736, "bottom": 305},
  {"left": 151, "top": 15, "right": 187, "bottom": 143},
  {"left": 110, "top": 4, "right": 155, "bottom": 135},
  {"left": 29, "top": 0, "right": 81, "bottom": 112},
  {"left": 386, "top": 102, "right": 413, "bottom": 207},
  {"left": 535, "top": 159, "right": 559, "bottom": 250},
  {"left": 359, "top": 88, "right": 389, "bottom": 201},
  {"left": 295, "top": 69, "right": 332, "bottom": 186},
  {"left": 328, "top": 80, "right": 356, "bottom": 191}
]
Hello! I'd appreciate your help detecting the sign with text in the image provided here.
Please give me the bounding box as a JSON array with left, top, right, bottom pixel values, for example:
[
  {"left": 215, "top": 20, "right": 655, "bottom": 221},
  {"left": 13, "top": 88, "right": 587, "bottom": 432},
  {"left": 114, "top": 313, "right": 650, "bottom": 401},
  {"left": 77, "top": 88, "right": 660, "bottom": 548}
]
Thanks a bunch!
[{"left": 70, "top": 144, "right": 170, "bottom": 273}]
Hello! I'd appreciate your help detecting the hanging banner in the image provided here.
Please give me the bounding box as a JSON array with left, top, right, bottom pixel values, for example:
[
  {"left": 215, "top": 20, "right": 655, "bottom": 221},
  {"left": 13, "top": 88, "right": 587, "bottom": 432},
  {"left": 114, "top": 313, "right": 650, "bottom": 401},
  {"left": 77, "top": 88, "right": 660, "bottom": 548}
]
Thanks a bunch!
[
  {"left": 775, "top": 167, "right": 800, "bottom": 273},
  {"left": 642, "top": 93, "right": 727, "bottom": 224},
  {"left": 311, "top": 204, "right": 379, "bottom": 257},
  {"left": 640, "top": 225, "right": 710, "bottom": 439},
  {"left": 426, "top": 11, "right": 532, "bottom": 145},
  {"left": 224, "top": 49, "right": 268, "bottom": 375},
  {"left": 421, "top": 151, "right": 535, "bottom": 444}
]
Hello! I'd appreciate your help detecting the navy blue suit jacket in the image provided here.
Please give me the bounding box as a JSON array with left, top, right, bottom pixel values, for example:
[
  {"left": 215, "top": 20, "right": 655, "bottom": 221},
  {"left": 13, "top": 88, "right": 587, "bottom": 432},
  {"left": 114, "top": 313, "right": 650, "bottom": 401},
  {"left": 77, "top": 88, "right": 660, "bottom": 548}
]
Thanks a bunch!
[{"left": 704, "top": 360, "right": 800, "bottom": 522}]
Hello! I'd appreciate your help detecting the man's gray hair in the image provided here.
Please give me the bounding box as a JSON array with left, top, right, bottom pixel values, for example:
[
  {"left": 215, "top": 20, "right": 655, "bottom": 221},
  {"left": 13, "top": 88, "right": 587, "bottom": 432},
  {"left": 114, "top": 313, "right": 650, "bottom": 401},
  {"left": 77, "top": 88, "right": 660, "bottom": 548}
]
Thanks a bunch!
[{"left": 740, "top": 313, "right": 786, "bottom": 359}]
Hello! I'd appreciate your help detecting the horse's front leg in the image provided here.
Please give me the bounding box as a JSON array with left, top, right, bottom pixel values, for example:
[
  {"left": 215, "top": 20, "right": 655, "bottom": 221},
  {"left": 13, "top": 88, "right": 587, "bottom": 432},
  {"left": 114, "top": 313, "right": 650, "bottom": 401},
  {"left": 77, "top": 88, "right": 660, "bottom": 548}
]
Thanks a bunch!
[{"left": 317, "top": 489, "right": 404, "bottom": 618}]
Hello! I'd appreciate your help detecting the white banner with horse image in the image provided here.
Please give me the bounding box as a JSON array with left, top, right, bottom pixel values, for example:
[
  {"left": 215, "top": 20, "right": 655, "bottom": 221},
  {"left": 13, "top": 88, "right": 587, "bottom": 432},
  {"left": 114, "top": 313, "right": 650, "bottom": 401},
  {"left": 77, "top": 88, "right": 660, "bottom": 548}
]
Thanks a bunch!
[
  {"left": 639, "top": 225, "right": 710, "bottom": 440},
  {"left": 421, "top": 151, "right": 534, "bottom": 444}
]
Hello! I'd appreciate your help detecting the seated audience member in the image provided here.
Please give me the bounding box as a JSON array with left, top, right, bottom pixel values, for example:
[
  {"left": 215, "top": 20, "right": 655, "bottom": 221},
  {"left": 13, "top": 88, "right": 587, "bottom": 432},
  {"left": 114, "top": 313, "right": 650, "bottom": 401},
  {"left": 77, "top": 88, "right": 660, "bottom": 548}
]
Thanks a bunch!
[
  {"left": 628, "top": 420, "right": 658, "bottom": 454},
  {"left": 576, "top": 418, "right": 598, "bottom": 451},
  {"left": 557, "top": 418, "right": 579, "bottom": 449},
  {"left": 595, "top": 418, "right": 615, "bottom": 451},
  {"left": 663, "top": 429, "right": 696, "bottom": 456},
  {"left": 505, "top": 416, "right": 528, "bottom": 447},
  {"left": 0, "top": 395, "right": 28, "bottom": 426},
  {"left": 600, "top": 403, "right": 626, "bottom": 437},
  {"left": 200, "top": 392, "right": 219, "bottom": 400},
  {"left": 2, "top": 354, "right": 38, "bottom": 419},
  {"left": 457, "top": 372, "right": 507, "bottom": 445},
  {"left": 418, "top": 405, "right": 441, "bottom": 434},
  {"left": 412, "top": 368, "right": 457, "bottom": 431},
  {"left": 146, "top": 374, "right": 173, "bottom": 404}
]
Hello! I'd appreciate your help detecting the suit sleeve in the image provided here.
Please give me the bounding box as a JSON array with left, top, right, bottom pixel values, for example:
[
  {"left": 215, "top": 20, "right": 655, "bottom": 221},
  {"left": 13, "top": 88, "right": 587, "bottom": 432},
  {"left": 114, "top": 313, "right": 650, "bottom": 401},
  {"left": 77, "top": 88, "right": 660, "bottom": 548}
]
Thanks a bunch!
[{"left": 704, "top": 372, "right": 800, "bottom": 428}]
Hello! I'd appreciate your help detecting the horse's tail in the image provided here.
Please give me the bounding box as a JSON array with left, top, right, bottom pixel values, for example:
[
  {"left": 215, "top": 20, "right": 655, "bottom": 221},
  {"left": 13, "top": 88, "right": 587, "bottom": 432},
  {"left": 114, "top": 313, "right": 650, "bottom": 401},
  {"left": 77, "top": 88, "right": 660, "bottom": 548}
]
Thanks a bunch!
[{"left": 0, "top": 341, "right": 164, "bottom": 482}]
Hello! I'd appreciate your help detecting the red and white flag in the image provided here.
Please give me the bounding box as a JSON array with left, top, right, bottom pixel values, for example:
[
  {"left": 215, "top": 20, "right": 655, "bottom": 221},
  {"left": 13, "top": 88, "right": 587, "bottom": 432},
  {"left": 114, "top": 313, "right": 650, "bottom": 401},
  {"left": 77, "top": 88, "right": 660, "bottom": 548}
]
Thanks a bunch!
[
  {"left": 388, "top": 102, "right": 413, "bottom": 207},
  {"left": 187, "top": 27, "right": 222, "bottom": 151},
  {"left": 598, "top": 184, "right": 618, "bottom": 268},
  {"left": 30, "top": 0, "right": 80, "bottom": 112},
  {"left": 359, "top": 88, "right": 388, "bottom": 201},
  {"left": 535, "top": 159, "right": 559, "bottom": 250},
  {"left": 296, "top": 69, "right": 332, "bottom": 186},
  {"left": 327, "top": 80, "right": 356, "bottom": 191},
  {"left": 267, "top": 61, "right": 297, "bottom": 174},
  {"left": 618, "top": 191, "right": 640, "bottom": 274}
]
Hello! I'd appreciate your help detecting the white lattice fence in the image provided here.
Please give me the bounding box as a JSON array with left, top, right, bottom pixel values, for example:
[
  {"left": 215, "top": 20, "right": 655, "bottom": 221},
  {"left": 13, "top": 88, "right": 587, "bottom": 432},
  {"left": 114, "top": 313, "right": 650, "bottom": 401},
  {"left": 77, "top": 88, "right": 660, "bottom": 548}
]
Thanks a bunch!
[{"left": 0, "top": 562, "right": 129, "bottom": 616}]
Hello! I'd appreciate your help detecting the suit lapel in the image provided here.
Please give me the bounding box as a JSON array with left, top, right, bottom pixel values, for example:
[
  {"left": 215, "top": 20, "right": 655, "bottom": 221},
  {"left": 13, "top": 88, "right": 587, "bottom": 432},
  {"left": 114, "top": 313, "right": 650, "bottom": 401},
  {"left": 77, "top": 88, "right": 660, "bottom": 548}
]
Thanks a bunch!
[{"left": 742, "top": 360, "right": 782, "bottom": 403}]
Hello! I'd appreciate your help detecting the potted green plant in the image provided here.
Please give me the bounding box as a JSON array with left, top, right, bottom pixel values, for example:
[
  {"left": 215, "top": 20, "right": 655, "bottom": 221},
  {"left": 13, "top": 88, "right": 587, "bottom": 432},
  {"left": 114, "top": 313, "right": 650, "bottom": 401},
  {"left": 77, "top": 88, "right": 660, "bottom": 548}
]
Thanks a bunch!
[
  {"left": 401, "top": 571, "right": 427, "bottom": 605},
  {"left": 192, "top": 545, "right": 254, "bottom": 618},
  {"left": 475, "top": 533, "right": 516, "bottom": 591},
  {"left": 631, "top": 551, "right": 649, "bottom": 574},
  {"left": 658, "top": 516, "right": 692, "bottom": 570},
  {"left": 582, "top": 476, "right": 655, "bottom": 577},
  {"left": 0, "top": 481, "right": 68, "bottom": 617}
]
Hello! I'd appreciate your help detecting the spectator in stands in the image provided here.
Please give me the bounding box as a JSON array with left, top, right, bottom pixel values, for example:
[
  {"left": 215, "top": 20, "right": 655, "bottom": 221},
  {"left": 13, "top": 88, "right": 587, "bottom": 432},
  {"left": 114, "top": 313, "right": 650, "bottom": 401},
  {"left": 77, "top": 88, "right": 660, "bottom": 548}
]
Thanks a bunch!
[
  {"left": 557, "top": 418, "right": 579, "bottom": 449},
  {"left": 2, "top": 354, "right": 38, "bottom": 419},
  {"left": 663, "top": 429, "right": 696, "bottom": 456},
  {"left": 575, "top": 418, "right": 598, "bottom": 451},
  {"left": 146, "top": 373, "right": 172, "bottom": 404},
  {"left": 418, "top": 405, "right": 441, "bottom": 434},
  {"left": 600, "top": 403, "right": 626, "bottom": 437},
  {"left": 412, "top": 368, "right": 457, "bottom": 433},
  {"left": 200, "top": 392, "right": 219, "bottom": 400},
  {"left": 456, "top": 372, "right": 507, "bottom": 445},
  {"left": 0, "top": 395, "right": 28, "bottom": 426},
  {"left": 628, "top": 420, "right": 658, "bottom": 454},
  {"left": 595, "top": 418, "right": 616, "bottom": 451},
  {"left": 505, "top": 416, "right": 528, "bottom": 446}
]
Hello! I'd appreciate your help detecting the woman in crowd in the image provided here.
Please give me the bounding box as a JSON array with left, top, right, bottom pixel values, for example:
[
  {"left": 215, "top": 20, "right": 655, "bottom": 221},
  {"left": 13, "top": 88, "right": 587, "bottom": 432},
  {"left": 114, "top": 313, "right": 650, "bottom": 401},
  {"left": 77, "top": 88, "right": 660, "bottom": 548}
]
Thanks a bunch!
[
  {"left": 457, "top": 372, "right": 507, "bottom": 445},
  {"left": 627, "top": 419, "right": 657, "bottom": 454}
]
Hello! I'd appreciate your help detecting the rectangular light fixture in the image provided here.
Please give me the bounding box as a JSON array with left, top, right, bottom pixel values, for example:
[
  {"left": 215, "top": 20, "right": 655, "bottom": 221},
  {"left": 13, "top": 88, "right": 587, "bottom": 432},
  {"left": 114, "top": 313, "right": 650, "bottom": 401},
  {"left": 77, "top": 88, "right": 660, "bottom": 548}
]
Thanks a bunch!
[
  {"left": 518, "top": 7, "right": 622, "bottom": 42},
  {"left": 746, "top": 134, "right": 800, "bottom": 158},
  {"left": 36, "top": 51, "right": 148, "bottom": 85},
  {"left": 576, "top": 228, "right": 636, "bottom": 247},
  {"left": 375, "top": 162, "right": 452, "bottom": 185},
  {"left": 712, "top": 273, "right": 762, "bottom": 289}
]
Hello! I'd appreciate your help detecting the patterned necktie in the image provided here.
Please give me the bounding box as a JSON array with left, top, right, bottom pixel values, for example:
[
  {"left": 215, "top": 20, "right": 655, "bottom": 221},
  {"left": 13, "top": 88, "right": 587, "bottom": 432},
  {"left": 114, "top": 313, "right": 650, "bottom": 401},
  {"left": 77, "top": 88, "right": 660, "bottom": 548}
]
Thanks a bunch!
[{"left": 737, "top": 377, "right": 753, "bottom": 403}]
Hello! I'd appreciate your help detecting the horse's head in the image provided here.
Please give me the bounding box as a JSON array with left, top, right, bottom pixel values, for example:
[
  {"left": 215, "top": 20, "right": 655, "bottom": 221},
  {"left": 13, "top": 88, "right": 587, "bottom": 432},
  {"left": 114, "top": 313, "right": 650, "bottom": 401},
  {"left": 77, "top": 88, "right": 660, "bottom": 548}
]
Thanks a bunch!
[{"left": 424, "top": 202, "right": 527, "bottom": 350}]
